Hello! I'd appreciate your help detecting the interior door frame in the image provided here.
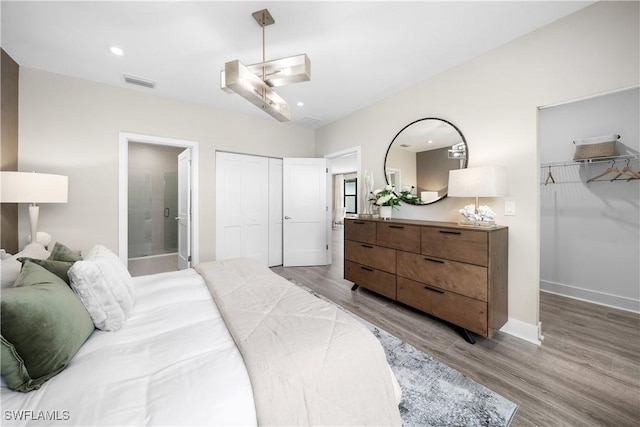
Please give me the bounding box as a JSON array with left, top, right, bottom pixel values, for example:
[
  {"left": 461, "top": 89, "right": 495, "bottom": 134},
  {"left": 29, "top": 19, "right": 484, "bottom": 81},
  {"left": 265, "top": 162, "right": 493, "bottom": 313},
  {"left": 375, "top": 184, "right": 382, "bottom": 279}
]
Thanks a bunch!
[
  {"left": 118, "top": 132, "right": 199, "bottom": 266},
  {"left": 324, "top": 146, "right": 362, "bottom": 264}
]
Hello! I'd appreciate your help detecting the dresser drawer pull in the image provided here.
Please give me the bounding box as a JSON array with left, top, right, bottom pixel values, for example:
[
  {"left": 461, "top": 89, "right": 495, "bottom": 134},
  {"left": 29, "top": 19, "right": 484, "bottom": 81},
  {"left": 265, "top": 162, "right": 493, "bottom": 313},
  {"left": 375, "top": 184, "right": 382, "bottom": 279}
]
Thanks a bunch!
[
  {"left": 360, "top": 266, "right": 374, "bottom": 272},
  {"left": 423, "top": 257, "right": 445, "bottom": 264},
  {"left": 389, "top": 225, "right": 405, "bottom": 229},
  {"left": 360, "top": 244, "right": 374, "bottom": 249},
  {"left": 423, "top": 285, "right": 445, "bottom": 294},
  {"left": 439, "top": 230, "right": 462, "bottom": 235},
  {"left": 353, "top": 221, "right": 366, "bottom": 225}
]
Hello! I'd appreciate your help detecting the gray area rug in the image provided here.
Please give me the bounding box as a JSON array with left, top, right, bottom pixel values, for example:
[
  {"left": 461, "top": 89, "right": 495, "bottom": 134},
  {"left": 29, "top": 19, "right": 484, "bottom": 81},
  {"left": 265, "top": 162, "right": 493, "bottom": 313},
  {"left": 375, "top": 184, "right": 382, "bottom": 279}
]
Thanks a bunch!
[{"left": 296, "top": 283, "right": 518, "bottom": 427}]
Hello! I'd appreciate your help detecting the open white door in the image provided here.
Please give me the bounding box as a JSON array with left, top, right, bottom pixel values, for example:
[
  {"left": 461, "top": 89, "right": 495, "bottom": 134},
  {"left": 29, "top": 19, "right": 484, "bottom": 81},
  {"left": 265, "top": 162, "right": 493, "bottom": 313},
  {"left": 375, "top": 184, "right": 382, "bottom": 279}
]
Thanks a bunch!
[
  {"left": 177, "top": 149, "right": 191, "bottom": 269},
  {"left": 283, "top": 158, "right": 329, "bottom": 267}
]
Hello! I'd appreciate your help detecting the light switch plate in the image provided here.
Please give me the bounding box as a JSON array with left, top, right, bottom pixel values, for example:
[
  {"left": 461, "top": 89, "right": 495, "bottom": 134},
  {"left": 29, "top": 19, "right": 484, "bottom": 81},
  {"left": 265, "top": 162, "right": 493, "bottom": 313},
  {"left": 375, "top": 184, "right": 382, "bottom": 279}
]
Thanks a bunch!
[{"left": 504, "top": 201, "right": 516, "bottom": 216}]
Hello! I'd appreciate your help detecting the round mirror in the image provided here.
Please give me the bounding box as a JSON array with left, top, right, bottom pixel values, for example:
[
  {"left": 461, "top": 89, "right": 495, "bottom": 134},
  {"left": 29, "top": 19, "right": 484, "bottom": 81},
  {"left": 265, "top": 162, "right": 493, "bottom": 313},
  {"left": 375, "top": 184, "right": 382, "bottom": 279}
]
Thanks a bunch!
[{"left": 384, "top": 118, "right": 468, "bottom": 205}]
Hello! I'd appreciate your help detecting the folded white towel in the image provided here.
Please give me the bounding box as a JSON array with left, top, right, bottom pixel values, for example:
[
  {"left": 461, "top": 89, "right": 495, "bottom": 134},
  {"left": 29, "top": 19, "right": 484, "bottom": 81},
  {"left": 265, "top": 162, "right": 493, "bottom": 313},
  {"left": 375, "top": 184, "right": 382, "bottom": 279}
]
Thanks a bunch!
[{"left": 573, "top": 134, "right": 619, "bottom": 145}]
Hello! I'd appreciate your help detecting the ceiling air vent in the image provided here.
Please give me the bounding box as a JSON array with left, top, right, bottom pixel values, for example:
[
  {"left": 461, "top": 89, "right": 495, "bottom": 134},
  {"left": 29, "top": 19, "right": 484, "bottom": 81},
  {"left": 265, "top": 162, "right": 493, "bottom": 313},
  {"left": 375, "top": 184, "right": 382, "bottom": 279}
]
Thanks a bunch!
[
  {"left": 400, "top": 144, "right": 411, "bottom": 148},
  {"left": 295, "top": 116, "right": 322, "bottom": 127},
  {"left": 123, "top": 73, "right": 156, "bottom": 89}
]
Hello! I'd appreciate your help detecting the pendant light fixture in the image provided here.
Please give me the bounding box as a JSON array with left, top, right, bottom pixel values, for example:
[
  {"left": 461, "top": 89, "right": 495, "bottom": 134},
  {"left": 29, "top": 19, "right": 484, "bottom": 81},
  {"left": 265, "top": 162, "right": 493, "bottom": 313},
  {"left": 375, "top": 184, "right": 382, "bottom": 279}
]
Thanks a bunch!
[{"left": 221, "top": 9, "right": 311, "bottom": 122}]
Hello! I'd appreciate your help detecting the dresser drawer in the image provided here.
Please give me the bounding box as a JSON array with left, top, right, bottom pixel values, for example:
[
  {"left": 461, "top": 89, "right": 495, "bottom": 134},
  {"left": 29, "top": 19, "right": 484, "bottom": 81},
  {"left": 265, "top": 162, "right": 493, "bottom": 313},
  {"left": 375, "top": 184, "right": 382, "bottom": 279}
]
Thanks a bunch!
[
  {"left": 397, "top": 277, "right": 487, "bottom": 336},
  {"left": 422, "top": 227, "right": 488, "bottom": 266},
  {"left": 345, "top": 219, "right": 377, "bottom": 244},
  {"left": 345, "top": 261, "right": 396, "bottom": 300},
  {"left": 396, "top": 251, "right": 487, "bottom": 301},
  {"left": 344, "top": 240, "right": 396, "bottom": 274},
  {"left": 377, "top": 222, "right": 421, "bottom": 252}
]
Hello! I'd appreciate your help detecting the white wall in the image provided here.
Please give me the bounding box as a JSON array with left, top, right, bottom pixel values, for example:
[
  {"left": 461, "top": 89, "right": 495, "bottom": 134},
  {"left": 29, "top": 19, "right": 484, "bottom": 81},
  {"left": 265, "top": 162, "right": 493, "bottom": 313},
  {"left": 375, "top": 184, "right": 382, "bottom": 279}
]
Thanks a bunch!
[
  {"left": 539, "top": 87, "right": 639, "bottom": 312},
  {"left": 314, "top": 1, "right": 640, "bottom": 341},
  {"left": 18, "top": 68, "right": 315, "bottom": 261}
]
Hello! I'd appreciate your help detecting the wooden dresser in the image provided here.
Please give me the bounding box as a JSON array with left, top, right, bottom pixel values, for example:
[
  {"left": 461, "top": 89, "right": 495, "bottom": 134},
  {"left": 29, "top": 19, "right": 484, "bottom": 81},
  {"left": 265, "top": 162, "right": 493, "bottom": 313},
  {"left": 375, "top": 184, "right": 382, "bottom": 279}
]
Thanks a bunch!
[{"left": 344, "top": 217, "right": 508, "bottom": 341}]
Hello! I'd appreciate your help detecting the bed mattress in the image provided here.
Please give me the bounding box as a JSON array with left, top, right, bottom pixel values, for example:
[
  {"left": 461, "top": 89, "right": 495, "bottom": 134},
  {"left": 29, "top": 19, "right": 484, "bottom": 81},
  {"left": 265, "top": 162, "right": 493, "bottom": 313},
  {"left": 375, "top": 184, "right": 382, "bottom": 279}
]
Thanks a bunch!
[{"left": 1, "top": 268, "right": 256, "bottom": 426}]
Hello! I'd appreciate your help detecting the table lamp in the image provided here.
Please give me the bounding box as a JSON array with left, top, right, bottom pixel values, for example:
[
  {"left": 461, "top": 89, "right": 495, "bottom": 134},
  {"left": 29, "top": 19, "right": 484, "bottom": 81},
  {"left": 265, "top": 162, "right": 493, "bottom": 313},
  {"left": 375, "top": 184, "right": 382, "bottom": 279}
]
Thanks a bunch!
[
  {"left": 448, "top": 166, "right": 507, "bottom": 226},
  {"left": 1, "top": 171, "right": 68, "bottom": 245}
]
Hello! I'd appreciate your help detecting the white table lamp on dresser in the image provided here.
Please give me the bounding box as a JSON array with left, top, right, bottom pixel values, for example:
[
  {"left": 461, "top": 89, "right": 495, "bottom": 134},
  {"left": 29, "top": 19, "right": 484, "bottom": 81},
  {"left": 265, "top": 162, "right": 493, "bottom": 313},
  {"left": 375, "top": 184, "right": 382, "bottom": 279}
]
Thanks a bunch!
[
  {"left": 0, "top": 171, "right": 68, "bottom": 247},
  {"left": 448, "top": 166, "right": 507, "bottom": 226}
]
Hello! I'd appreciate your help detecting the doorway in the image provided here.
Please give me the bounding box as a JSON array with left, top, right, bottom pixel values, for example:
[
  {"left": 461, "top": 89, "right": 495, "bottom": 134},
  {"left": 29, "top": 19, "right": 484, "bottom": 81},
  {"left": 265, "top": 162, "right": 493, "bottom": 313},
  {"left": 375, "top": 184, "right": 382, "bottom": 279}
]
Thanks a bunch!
[
  {"left": 118, "top": 132, "right": 199, "bottom": 275},
  {"left": 538, "top": 87, "right": 640, "bottom": 313},
  {"left": 325, "top": 147, "right": 361, "bottom": 263},
  {"left": 127, "top": 142, "right": 182, "bottom": 261}
]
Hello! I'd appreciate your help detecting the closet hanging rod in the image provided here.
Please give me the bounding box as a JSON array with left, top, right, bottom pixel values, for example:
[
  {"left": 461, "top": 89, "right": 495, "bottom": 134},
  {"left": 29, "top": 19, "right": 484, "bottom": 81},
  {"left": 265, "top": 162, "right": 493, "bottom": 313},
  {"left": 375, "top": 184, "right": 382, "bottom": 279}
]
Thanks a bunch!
[{"left": 540, "top": 154, "right": 638, "bottom": 168}]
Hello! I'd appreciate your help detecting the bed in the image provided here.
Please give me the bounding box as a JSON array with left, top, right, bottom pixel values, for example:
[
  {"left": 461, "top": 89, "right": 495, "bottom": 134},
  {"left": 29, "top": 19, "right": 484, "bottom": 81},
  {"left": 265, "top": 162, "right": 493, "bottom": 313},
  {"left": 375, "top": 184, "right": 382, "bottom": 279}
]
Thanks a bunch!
[{"left": 1, "top": 248, "right": 402, "bottom": 426}]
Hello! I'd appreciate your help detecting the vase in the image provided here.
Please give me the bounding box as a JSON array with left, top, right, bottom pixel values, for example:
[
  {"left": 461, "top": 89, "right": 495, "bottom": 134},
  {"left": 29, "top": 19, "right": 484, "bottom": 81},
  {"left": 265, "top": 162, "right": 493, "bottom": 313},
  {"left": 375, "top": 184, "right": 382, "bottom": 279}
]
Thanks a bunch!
[{"left": 379, "top": 205, "right": 392, "bottom": 220}]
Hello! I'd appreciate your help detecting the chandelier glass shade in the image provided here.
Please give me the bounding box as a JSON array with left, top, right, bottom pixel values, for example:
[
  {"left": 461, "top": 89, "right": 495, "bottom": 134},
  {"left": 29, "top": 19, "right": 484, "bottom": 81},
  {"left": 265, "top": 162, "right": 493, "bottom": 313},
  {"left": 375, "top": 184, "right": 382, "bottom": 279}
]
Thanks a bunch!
[
  {"left": 220, "top": 9, "right": 310, "bottom": 122},
  {"left": 222, "top": 60, "right": 291, "bottom": 122}
]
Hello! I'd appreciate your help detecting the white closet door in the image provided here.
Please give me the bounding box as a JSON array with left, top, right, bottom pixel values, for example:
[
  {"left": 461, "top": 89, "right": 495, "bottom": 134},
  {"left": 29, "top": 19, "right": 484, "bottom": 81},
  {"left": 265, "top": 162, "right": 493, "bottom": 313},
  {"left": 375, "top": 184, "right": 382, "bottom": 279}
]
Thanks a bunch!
[
  {"left": 268, "top": 158, "right": 283, "bottom": 267},
  {"left": 215, "top": 152, "right": 269, "bottom": 265}
]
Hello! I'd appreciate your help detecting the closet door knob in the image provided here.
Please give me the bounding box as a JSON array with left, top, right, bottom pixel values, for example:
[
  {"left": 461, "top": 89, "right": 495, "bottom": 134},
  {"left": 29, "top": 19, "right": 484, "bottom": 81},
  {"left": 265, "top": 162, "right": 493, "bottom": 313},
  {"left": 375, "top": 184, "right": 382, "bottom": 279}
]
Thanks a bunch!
[{"left": 284, "top": 216, "right": 292, "bottom": 220}]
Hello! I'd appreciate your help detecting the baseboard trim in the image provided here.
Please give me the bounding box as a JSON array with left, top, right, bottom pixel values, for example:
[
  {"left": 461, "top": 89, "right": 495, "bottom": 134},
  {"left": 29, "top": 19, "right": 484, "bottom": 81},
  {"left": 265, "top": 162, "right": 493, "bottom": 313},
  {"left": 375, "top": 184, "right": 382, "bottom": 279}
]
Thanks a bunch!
[
  {"left": 500, "top": 318, "right": 542, "bottom": 345},
  {"left": 540, "top": 280, "right": 640, "bottom": 313}
]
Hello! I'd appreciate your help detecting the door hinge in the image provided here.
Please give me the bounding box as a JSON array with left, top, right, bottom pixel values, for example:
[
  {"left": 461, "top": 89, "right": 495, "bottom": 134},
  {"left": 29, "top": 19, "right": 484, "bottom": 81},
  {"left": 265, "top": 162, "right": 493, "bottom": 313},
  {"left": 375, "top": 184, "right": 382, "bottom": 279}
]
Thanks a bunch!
[
  {"left": 326, "top": 245, "right": 329, "bottom": 250},
  {"left": 326, "top": 168, "right": 329, "bottom": 173},
  {"left": 188, "top": 255, "right": 192, "bottom": 262}
]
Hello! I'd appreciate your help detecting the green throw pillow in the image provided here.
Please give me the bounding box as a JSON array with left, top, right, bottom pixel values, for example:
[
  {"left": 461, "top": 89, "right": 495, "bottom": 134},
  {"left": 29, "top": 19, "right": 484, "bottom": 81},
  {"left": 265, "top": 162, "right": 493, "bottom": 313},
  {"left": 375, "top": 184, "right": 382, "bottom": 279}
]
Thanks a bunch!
[
  {"left": 48, "top": 242, "right": 82, "bottom": 262},
  {"left": 16, "top": 257, "right": 75, "bottom": 284},
  {"left": 0, "top": 260, "right": 94, "bottom": 392}
]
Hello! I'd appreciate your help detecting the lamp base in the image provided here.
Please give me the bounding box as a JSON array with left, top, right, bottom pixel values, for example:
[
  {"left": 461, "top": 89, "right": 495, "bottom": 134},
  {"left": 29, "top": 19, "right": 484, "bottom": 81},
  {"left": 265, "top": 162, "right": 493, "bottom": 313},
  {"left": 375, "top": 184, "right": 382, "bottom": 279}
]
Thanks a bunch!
[
  {"left": 457, "top": 219, "right": 497, "bottom": 228},
  {"left": 29, "top": 204, "right": 40, "bottom": 244}
]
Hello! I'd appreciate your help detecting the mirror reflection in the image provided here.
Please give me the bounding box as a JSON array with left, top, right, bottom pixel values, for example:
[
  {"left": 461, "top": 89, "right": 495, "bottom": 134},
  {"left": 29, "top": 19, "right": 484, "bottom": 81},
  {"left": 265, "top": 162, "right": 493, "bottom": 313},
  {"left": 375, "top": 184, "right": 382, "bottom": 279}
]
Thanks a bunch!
[{"left": 384, "top": 118, "right": 468, "bottom": 205}]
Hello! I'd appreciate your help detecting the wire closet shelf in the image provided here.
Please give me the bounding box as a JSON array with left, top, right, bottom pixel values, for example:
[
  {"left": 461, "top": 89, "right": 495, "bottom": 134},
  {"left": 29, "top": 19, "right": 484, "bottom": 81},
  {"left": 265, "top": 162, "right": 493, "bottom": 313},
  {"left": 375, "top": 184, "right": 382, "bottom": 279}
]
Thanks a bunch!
[{"left": 540, "top": 154, "right": 638, "bottom": 168}]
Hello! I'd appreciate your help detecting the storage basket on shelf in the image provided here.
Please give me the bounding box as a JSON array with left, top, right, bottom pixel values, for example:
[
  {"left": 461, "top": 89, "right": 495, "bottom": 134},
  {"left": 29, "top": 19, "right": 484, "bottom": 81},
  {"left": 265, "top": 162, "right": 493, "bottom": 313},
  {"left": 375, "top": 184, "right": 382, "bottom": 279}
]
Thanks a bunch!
[{"left": 573, "top": 134, "right": 619, "bottom": 161}]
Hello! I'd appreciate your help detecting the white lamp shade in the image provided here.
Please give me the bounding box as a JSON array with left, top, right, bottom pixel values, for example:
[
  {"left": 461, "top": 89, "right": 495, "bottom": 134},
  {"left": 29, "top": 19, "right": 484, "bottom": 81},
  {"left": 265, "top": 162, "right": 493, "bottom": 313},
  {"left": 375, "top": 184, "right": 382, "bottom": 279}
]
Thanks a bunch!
[
  {"left": 0, "top": 171, "right": 68, "bottom": 203},
  {"left": 448, "top": 166, "right": 508, "bottom": 198}
]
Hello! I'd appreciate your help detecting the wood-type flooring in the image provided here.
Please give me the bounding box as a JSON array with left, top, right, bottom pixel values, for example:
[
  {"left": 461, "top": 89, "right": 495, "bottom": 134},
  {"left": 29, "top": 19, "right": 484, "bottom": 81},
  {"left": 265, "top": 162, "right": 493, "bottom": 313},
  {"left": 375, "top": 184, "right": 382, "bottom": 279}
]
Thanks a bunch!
[{"left": 271, "top": 229, "right": 640, "bottom": 427}]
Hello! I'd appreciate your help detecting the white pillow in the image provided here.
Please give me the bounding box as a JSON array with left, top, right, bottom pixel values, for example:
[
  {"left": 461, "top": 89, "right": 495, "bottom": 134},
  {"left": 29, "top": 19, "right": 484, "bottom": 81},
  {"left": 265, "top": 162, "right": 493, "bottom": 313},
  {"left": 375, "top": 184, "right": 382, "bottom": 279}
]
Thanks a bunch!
[
  {"left": 68, "top": 245, "right": 135, "bottom": 331},
  {"left": 1, "top": 243, "right": 50, "bottom": 288}
]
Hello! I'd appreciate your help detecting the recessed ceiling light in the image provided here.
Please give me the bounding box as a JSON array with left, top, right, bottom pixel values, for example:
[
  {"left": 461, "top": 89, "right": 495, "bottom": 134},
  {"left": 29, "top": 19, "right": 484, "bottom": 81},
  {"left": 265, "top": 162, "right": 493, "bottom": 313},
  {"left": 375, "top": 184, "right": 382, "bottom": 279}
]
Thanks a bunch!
[
  {"left": 297, "top": 101, "right": 305, "bottom": 107},
  {"left": 110, "top": 46, "right": 124, "bottom": 56},
  {"left": 427, "top": 140, "right": 433, "bottom": 144}
]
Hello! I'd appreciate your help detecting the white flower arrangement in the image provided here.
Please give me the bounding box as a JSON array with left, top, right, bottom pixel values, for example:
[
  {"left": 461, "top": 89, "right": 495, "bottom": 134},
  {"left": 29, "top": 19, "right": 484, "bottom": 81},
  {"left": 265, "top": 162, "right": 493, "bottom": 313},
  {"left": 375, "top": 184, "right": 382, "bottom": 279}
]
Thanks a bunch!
[{"left": 370, "top": 185, "right": 401, "bottom": 207}]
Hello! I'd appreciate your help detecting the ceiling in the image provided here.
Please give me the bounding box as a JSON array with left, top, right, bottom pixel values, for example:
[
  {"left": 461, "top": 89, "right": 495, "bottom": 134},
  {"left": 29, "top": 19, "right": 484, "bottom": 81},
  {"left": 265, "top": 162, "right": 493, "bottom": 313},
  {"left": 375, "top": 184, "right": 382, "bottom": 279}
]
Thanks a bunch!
[{"left": 1, "top": 1, "right": 593, "bottom": 129}]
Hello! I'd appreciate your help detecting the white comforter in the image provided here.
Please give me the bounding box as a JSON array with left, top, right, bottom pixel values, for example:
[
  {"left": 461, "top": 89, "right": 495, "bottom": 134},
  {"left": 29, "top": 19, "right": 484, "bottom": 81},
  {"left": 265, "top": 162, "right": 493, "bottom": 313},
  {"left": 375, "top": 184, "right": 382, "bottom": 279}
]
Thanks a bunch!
[{"left": 0, "top": 268, "right": 256, "bottom": 426}]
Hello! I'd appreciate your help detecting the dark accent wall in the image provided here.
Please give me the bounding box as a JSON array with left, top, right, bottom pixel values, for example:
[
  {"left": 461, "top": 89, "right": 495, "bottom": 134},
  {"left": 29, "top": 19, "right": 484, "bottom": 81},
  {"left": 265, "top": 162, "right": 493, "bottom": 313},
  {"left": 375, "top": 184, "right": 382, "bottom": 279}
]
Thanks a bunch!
[{"left": 1, "top": 49, "right": 19, "bottom": 253}]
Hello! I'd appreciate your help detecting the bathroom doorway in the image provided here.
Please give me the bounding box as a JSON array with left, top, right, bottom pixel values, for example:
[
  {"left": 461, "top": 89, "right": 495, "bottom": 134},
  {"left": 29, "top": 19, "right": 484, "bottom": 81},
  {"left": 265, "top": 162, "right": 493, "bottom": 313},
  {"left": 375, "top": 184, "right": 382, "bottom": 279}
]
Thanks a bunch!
[
  {"left": 127, "top": 142, "right": 183, "bottom": 274},
  {"left": 118, "top": 132, "right": 199, "bottom": 277}
]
